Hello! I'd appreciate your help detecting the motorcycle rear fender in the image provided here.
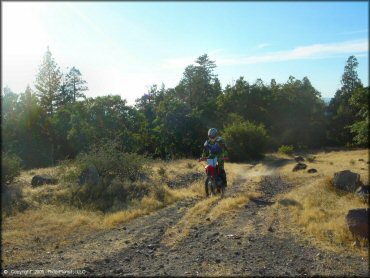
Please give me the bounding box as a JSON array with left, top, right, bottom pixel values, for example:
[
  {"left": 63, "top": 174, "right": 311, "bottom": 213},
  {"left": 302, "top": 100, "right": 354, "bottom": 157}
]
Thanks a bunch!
[{"left": 205, "top": 165, "right": 216, "bottom": 177}]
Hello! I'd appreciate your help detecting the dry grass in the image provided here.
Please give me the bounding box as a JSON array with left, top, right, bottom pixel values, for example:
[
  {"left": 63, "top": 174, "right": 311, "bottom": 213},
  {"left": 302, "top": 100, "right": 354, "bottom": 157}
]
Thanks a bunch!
[
  {"left": 275, "top": 148, "right": 369, "bottom": 255},
  {"left": 2, "top": 205, "right": 105, "bottom": 265},
  {"left": 162, "top": 196, "right": 219, "bottom": 247},
  {"left": 207, "top": 195, "right": 248, "bottom": 221},
  {"left": 3, "top": 159, "right": 206, "bottom": 265}
]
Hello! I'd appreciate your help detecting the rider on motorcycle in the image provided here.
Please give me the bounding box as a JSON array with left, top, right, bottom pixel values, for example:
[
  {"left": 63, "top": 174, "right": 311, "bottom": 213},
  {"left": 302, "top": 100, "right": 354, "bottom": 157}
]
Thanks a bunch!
[{"left": 199, "top": 128, "right": 229, "bottom": 187}]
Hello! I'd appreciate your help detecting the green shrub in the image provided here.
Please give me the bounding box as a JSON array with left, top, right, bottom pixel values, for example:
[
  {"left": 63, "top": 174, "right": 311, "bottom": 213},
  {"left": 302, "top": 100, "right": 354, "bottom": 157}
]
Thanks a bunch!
[
  {"left": 59, "top": 140, "right": 150, "bottom": 212},
  {"left": 2, "top": 183, "right": 29, "bottom": 216},
  {"left": 223, "top": 121, "right": 269, "bottom": 162},
  {"left": 1, "top": 152, "right": 23, "bottom": 185},
  {"left": 75, "top": 140, "right": 147, "bottom": 182},
  {"left": 278, "top": 145, "right": 294, "bottom": 156}
]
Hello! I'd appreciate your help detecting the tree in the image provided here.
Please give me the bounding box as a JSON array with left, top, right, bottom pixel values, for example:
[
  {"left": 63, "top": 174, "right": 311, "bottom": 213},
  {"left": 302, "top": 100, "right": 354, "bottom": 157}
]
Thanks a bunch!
[
  {"left": 65, "top": 67, "right": 88, "bottom": 102},
  {"left": 327, "top": 56, "right": 363, "bottom": 146},
  {"left": 34, "top": 47, "right": 62, "bottom": 115},
  {"left": 348, "top": 87, "right": 369, "bottom": 146},
  {"left": 176, "top": 53, "right": 220, "bottom": 108},
  {"left": 340, "top": 56, "right": 362, "bottom": 96}
]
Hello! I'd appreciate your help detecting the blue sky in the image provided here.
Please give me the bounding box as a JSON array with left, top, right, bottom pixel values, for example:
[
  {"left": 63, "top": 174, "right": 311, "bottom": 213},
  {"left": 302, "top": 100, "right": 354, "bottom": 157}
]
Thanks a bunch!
[{"left": 2, "top": 1, "right": 368, "bottom": 105}]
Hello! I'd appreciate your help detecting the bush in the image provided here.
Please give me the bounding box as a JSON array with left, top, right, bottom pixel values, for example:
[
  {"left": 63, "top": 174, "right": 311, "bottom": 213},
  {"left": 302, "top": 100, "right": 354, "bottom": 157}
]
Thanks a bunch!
[
  {"left": 2, "top": 183, "right": 29, "bottom": 216},
  {"left": 74, "top": 140, "right": 147, "bottom": 182},
  {"left": 59, "top": 140, "right": 150, "bottom": 212},
  {"left": 2, "top": 152, "right": 23, "bottom": 185},
  {"left": 278, "top": 145, "right": 294, "bottom": 156},
  {"left": 223, "top": 121, "right": 269, "bottom": 162}
]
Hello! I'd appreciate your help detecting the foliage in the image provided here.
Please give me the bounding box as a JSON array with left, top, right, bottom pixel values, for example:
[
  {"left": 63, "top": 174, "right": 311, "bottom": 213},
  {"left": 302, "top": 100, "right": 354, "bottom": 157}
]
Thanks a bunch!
[
  {"left": 278, "top": 145, "right": 294, "bottom": 156},
  {"left": 347, "top": 87, "right": 369, "bottom": 146},
  {"left": 327, "top": 56, "right": 363, "bottom": 146},
  {"left": 60, "top": 140, "right": 149, "bottom": 212},
  {"left": 222, "top": 121, "right": 268, "bottom": 162},
  {"left": 2, "top": 50, "right": 367, "bottom": 172},
  {"left": 1, "top": 152, "right": 23, "bottom": 186},
  {"left": 34, "top": 47, "right": 62, "bottom": 115},
  {"left": 74, "top": 140, "right": 146, "bottom": 182}
]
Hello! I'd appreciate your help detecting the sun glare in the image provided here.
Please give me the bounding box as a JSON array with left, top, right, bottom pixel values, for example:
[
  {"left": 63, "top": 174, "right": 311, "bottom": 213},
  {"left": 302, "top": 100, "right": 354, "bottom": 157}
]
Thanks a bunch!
[{"left": 2, "top": 3, "right": 49, "bottom": 91}]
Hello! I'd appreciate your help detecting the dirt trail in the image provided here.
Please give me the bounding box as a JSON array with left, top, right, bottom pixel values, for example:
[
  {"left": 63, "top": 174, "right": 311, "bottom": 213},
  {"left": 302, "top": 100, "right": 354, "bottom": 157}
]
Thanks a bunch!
[{"left": 4, "top": 163, "right": 369, "bottom": 276}]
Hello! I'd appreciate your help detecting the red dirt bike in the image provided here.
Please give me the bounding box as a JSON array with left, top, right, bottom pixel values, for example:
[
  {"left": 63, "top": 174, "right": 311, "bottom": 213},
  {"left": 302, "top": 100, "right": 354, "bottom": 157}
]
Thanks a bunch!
[{"left": 198, "top": 156, "right": 229, "bottom": 197}]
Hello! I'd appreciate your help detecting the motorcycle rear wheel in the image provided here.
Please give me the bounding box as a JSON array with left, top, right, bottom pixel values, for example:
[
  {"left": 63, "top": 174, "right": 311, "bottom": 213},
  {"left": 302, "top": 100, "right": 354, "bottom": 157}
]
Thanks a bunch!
[{"left": 205, "top": 177, "right": 215, "bottom": 196}]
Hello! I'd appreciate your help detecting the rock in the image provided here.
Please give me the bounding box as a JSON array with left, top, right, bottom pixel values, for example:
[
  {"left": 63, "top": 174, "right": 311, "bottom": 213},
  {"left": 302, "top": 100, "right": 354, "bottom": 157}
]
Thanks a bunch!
[
  {"left": 295, "top": 156, "right": 305, "bottom": 162},
  {"left": 307, "top": 168, "right": 317, "bottom": 173},
  {"left": 79, "top": 166, "right": 100, "bottom": 186},
  {"left": 333, "top": 170, "right": 362, "bottom": 192},
  {"left": 355, "top": 185, "right": 369, "bottom": 201},
  {"left": 346, "top": 208, "right": 369, "bottom": 238},
  {"left": 31, "top": 175, "right": 58, "bottom": 187},
  {"left": 293, "top": 163, "right": 307, "bottom": 172}
]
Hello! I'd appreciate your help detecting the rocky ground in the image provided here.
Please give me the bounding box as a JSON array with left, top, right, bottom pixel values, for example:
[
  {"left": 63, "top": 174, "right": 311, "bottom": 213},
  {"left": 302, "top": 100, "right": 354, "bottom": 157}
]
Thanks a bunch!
[{"left": 3, "top": 162, "right": 369, "bottom": 277}]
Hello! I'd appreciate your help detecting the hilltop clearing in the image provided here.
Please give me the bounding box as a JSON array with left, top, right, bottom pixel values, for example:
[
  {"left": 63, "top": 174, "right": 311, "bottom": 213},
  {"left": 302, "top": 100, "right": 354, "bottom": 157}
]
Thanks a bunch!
[{"left": 2, "top": 149, "right": 369, "bottom": 276}]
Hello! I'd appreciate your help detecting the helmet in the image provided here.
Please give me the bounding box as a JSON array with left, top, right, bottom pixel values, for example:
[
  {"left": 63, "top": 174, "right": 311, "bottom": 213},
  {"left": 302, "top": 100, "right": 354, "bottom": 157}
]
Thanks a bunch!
[{"left": 208, "top": 128, "right": 218, "bottom": 139}]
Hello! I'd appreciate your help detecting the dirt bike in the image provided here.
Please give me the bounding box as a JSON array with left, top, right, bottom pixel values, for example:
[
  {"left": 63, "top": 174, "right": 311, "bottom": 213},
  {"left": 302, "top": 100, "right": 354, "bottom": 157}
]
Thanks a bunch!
[{"left": 198, "top": 156, "right": 228, "bottom": 197}]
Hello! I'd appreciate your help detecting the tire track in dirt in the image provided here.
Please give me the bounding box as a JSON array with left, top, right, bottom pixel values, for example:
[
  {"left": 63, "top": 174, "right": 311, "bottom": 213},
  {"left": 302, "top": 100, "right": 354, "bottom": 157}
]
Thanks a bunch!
[{"left": 4, "top": 163, "right": 369, "bottom": 276}]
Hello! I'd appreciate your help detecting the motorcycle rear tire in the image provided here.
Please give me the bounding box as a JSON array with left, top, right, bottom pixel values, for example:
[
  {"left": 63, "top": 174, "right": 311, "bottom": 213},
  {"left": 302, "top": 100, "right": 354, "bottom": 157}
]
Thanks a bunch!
[{"left": 205, "top": 177, "right": 215, "bottom": 196}]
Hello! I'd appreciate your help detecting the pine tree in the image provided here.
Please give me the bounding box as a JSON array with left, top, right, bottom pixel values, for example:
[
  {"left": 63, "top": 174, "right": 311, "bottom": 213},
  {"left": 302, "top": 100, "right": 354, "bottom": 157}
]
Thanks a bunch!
[{"left": 34, "top": 47, "right": 62, "bottom": 115}]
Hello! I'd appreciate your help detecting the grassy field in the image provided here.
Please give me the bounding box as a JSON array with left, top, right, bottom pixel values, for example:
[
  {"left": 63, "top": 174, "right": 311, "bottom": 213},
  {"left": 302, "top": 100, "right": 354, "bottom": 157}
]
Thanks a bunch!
[
  {"left": 274, "top": 148, "right": 369, "bottom": 256},
  {"left": 2, "top": 159, "right": 205, "bottom": 265},
  {"left": 2, "top": 149, "right": 369, "bottom": 265}
]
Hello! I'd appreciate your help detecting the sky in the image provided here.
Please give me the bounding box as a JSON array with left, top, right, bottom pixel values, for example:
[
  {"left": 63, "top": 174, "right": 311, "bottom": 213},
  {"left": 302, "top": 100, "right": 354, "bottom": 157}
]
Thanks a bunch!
[{"left": 2, "top": 1, "right": 369, "bottom": 105}]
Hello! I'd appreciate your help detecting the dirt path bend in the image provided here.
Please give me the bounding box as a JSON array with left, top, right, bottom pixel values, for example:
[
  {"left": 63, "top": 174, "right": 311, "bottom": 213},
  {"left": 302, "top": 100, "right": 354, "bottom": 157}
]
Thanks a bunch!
[{"left": 4, "top": 164, "right": 369, "bottom": 277}]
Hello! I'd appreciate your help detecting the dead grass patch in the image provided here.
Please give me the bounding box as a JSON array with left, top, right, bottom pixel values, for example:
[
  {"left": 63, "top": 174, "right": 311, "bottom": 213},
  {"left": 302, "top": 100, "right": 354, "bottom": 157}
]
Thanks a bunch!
[
  {"left": 207, "top": 195, "right": 248, "bottom": 221},
  {"left": 162, "top": 196, "right": 219, "bottom": 247},
  {"left": 278, "top": 177, "right": 368, "bottom": 256},
  {"left": 2, "top": 205, "right": 105, "bottom": 265}
]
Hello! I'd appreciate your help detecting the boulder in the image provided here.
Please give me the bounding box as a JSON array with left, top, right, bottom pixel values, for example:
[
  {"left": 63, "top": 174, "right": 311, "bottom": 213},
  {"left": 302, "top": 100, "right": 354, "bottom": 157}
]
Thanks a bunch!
[
  {"left": 293, "top": 163, "right": 307, "bottom": 172},
  {"left": 294, "top": 156, "right": 305, "bottom": 163},
  {"left": 79, "top": 166, "right": 100, "bottom": 186},
  {"left": 307, "top": 168, "right": 317, "bottom": 173},
  {"left": 346, "top": 208, "right": 369, "bottom": 239},
  {"left": 333, "top": 170, "right": 362, "bottom": 192},
  {"left": 355, "top": 185, "right": 369, "bottom": 201},
  {"left": 31, "top": 175, "right": 58, "bottom": 187}
]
